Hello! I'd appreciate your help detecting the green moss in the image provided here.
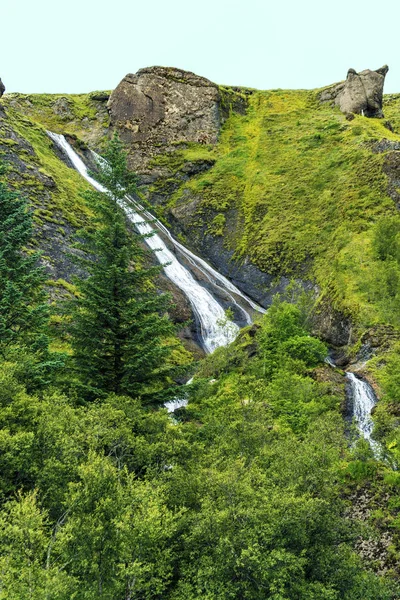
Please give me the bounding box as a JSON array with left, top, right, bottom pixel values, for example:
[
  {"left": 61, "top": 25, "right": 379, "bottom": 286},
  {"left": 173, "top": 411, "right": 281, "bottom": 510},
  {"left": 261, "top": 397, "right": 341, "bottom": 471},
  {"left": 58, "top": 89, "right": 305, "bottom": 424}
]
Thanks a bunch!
[
  {"left": 382, "top": 94, "right": 400, "bottom": 133},
  {"left": 149, "top": 143, "right": 216, "bottom": 171},
  {"left": 208, "top": 213, "right": 226, "bottom": 236},
  {"left": 48, "top": 278, "right": 79, "bottom": 297},
  {"left": 4, "top": 108, "right": 92, "bottom": 228},
  {"left": 3, "top": 91, "right": 110, "bottom": 146},
  {"left": 166, "top": 89, "right": 400, "bottom": 328}
]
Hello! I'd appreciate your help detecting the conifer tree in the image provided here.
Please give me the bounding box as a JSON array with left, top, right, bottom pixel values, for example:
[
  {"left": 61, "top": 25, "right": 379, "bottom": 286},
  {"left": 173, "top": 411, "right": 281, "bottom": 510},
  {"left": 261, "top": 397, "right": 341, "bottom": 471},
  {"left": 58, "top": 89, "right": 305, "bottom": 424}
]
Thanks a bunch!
[
  {"left": 0, "top": 163, "right": 60, "bottom": 388},
  {"left": 70, "top": 135, "right": 177, "bottom": 401}
]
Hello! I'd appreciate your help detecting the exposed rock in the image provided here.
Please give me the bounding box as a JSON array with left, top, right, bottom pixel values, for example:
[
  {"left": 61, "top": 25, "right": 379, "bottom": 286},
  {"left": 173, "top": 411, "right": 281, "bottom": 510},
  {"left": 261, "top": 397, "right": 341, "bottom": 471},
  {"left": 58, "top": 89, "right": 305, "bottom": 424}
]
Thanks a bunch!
[
  {"left": 383, "top": 120, "right": 394, "bottom": 132},
  {"left": 52, "top": 97, "right": 73, "bottom": 119},
  {"left": 371, "top": 140, "right": 400, "bottom": 207},
  {"left": 360, "top": 324, "right": 400, "bottom": 355},
  {"left": 320, "top": 65, "right": 388, "bottom": 118},
  {"left": 107, "top": 66, "right": 247, "bottom": 171},
  {"left": 305, "top": 298, "right": 353, "bottom": 348},
  {"left": 166, "top": 198, "right": 302, "bottom": 309},
  {"left": 347, "top": 487, "right": 397, "bottom": 577},
  {"left": 89, "top": 91, "right": 110, "bottom": 101},
  {"left": 0, "top": 78, "right": 5, "bottom": 98}
]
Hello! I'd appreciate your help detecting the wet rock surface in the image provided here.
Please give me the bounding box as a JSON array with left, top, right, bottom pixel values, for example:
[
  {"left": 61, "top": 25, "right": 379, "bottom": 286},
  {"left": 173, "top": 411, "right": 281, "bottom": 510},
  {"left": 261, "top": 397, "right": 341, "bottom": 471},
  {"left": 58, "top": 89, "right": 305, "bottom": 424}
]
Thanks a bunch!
[
  {"left": 192, "top": 231, "right": 293, "bottom": 308},
  {"left": 310, "top": 300, "right": 353, "bottom": 348},
  {"left": 320, "top": 65, "right": 388, "bottom": 118},
  {"left": 0, "top": 117, "right": 86, "bottom": 282}
]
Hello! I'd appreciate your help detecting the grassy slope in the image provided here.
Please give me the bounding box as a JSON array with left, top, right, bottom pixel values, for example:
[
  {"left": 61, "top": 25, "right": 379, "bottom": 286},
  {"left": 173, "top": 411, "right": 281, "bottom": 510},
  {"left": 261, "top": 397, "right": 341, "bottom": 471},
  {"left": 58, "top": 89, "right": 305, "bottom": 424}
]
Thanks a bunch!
[
  {"left": 166, "top": 89, "right": 400, "bottom": 334},
  {"left": 5, "top": 86, "right": 400, "bottom": 335},
  {"left": 0, "top": 105, "right": 96, "bottom": 264},
  {"left": 5, "top": 88, "right": 400, "bottom": 326},
  {"left": 3, "top": 92, "right": 110, "bottom": 145}
]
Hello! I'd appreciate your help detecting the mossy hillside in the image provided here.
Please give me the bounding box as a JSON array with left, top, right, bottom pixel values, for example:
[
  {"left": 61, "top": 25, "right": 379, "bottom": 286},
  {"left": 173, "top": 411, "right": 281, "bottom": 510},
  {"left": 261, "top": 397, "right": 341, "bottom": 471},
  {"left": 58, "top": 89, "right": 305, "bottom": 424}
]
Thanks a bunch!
[
  {"left": 383, "top": 94, "right": 400, "bottom": 132},
  {"left": 165, "top": 89, "right": 400, "bottom": 329},
  {"left": 2, "top": 107, "right": 92, "bottom": 228},
  {"left": 2, "top": 91, "right": 110, "bottom": 149}
]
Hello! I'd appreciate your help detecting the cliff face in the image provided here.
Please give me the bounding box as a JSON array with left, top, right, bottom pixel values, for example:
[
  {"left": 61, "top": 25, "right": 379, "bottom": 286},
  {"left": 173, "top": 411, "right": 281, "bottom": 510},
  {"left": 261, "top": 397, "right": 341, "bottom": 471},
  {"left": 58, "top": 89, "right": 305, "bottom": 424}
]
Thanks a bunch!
[
  {"left": 108, "top": 67, "right": 222, "bottom": 171},
  {"left": 105, "top": 67, "right": 400, "bottom": 352},
  {"left": 320, "top": 66, "right": 389, "bottom": 118},
  {"left": 0, "top": 103, "right": 91, "bottom": 286},
  {"left": 3, "top": 66, "right": 400, "bottom": 351},
  {"left": 107, "top": 66, "right": 248, "bottom": 174}
]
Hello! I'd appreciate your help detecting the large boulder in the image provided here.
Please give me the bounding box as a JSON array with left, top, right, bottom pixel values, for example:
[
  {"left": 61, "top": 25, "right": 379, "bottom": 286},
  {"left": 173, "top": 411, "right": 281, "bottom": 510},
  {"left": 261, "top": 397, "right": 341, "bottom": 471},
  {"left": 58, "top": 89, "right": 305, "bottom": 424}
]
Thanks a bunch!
[
  {"left": 107, "top": 67, "right": 239, "bottom": 171},
  {"left": 0, "top": 78, "right": 5, "bottom": 98},
  {"left": 320, "top": 65, "right": 388, "bottom": 118}
]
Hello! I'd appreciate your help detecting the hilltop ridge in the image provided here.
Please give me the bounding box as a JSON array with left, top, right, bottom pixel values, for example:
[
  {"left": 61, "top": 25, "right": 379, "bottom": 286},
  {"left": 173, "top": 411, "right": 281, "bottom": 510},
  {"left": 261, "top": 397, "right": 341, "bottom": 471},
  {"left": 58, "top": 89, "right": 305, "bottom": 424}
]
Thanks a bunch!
[{"left": 2, "top": 65, "right": 400, "bottom": 354}]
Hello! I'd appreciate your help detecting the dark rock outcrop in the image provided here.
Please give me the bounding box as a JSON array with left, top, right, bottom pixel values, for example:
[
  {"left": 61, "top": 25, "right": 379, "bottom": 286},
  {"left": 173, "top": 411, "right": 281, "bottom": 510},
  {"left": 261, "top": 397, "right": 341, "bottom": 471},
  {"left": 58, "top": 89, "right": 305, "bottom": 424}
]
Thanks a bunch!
[
  {"left": 0, "top": 78, "right": 5, "bottom": 98},
  {"left": 52, "top": 97, "right": 73, "bottom": 119},
  {"left": 89, "top": 91, "right": 110, "bottom": 102},
  {"left": 320, "top": 65, "right": 388, "bottom": 118},
  {"left": 372, "top": 139, "right": 400, "bottom": 207},
  {"left": 107, "top": 66, "right": 247, "bottom": 171}
]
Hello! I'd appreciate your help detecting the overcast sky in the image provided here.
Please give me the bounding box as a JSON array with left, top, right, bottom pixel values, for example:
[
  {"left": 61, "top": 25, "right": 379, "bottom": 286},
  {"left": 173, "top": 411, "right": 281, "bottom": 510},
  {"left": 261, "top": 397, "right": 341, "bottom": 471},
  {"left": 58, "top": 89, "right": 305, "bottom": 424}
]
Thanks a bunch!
[{"left": 3, "top": 0, "right": 399, "bottom": 94}]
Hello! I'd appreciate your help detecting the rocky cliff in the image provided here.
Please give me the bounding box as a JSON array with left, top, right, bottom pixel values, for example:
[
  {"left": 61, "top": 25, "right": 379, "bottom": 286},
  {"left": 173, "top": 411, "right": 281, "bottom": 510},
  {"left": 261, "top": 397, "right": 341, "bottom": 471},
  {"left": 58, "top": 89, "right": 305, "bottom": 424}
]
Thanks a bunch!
[
  {"left": 320, "top": 65, "right": 389, "bottom": 118},
  {"left": 3, "top": 66, "right": 400, "bottom": 353},
  {"left": 107, "top": 66, "right": 248, "bottom": 172}
]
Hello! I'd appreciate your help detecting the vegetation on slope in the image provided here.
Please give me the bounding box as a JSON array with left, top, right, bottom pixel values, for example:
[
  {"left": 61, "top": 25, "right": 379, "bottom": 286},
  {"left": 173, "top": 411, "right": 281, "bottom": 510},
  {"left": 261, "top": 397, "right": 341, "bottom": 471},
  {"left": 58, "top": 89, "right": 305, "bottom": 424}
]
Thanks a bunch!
[
  {"left": 0, "top": 120, "right": 399, "bottom": 597},
  {"left": 2, "top": 81, "right": 400, "bottom": 596},
  {"left": 1, "top": 289, "right": 399, "bottom": 597},
  {"left": 0, "top": 104, "right": 92, "bottom": 230},
  {"left": 164, "top": 89, "right": 400, "bottom": 333},
  {"left": 2, "top": 91, "right": 110, "bottom": 147}
]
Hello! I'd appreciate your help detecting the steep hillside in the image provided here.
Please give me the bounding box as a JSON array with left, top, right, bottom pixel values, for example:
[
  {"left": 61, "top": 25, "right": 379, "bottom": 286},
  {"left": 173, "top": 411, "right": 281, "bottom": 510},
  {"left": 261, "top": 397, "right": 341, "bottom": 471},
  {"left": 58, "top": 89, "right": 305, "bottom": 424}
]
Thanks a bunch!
[
  {"left": 4, "top": 70, "right": 400, "bottom": 330},
  {"left": 148, "top": 89, "right": 400, "bottom": 339},
  {"left": 4, "top": 70, "right": 400, "bottom": 353},
  {"left": 2, "top": 68, "right": 400, "bottom": 595}
]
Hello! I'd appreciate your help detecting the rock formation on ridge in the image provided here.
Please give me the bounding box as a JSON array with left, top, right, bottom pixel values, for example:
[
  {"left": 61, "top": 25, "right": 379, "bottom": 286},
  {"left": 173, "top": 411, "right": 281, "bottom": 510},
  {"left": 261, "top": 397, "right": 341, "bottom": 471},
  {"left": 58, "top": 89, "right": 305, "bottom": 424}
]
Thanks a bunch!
[
  {"left": 0, "top": 78, "right": 5, "bottom": 98},
  {"left": 320, "top": 65, "right": 389, "bottom": 118},
  {"left": 107, "top": 66, "right": 246, "bottom": 171}
]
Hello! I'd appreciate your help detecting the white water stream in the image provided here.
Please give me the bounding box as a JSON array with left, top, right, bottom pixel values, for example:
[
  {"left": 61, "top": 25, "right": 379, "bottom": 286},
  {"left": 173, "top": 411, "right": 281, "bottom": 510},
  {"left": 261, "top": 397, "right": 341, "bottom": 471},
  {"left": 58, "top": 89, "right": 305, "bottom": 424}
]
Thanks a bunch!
[
  {"left": 48, "top": 132, "right": 266, "bottom": 409},
  {"left": 346, "top": 372, "right": 380, "bottom": 455},
  {"left": 48, "top": 132, "right": 266, "bottom": 351}
]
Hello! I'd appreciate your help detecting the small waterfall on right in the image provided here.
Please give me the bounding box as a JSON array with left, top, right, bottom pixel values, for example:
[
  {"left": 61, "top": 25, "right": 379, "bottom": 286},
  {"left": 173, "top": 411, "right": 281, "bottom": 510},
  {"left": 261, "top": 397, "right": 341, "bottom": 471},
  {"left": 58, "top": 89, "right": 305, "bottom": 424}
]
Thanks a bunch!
[{"left": 346, "top": 372, "right": 380, "bottom": 456}]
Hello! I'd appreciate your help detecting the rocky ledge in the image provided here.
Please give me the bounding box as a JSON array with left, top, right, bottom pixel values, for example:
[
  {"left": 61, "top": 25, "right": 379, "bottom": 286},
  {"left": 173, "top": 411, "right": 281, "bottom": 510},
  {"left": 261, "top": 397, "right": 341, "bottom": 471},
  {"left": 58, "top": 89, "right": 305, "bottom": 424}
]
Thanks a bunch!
[
  {"left": 107, "top": 66, "right": 248, "bottom": 172},
  {"left": 320, "top": 65, "right": 389, "bottom": 118}
]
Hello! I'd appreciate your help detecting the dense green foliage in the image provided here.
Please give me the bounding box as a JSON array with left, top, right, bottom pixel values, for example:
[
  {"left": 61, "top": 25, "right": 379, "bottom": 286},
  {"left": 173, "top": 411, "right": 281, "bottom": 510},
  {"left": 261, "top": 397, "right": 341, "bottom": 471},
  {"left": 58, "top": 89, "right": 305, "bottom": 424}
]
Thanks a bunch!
[
  {"left": 69, "top": 136, "right": 178, "bottom": 401},
  {"left": 2, "top": 87, "right": 400, "bottom": 598},
  {"left": 0, "top": 294, "right": 399, "bottom": 597},
  {"left": 0, "top": 164, "right": 63, "bottom": 389},
  {"left": 0, "top": 163, "right": 47, "bottom": 356}
]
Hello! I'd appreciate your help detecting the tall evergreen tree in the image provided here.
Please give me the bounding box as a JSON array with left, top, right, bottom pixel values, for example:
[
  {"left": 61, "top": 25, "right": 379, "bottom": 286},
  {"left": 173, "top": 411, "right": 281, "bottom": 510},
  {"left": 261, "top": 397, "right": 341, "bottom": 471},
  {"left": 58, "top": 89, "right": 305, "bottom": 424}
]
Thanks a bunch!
[
  {"left": 0, "top": 162, "right": 60, "bottom": 388},
  {"left": 0, "top": 163, "right": 47, "bottom": 356},
  {"left": 70, "top": 135, "right": 177, "bottom": 401}
]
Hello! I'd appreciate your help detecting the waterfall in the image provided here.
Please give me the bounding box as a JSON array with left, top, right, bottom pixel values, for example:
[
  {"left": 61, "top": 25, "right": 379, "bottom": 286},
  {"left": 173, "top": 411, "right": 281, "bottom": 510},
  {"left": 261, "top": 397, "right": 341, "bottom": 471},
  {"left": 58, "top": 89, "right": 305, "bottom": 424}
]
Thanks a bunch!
[
  {"left": 346, "top": 372, "right": 380, "bottom": 455},
  {"left": 47, "top": 132, "right": 265, "bottom": 356}
]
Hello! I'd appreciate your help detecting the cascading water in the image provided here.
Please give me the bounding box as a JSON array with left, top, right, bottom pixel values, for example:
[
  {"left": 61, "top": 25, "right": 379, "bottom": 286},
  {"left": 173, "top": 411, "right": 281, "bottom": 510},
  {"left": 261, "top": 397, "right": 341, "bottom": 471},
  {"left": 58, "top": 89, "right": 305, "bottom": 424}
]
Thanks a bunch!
[
  {"left": 48, "top": 132, "right": 264, "bottom": 354},
  {"left": 346, "top": 372, "right": 380, "bottom": 456},
  {"left": 325, "top": 359, "right": 380, "bottom": 456}
]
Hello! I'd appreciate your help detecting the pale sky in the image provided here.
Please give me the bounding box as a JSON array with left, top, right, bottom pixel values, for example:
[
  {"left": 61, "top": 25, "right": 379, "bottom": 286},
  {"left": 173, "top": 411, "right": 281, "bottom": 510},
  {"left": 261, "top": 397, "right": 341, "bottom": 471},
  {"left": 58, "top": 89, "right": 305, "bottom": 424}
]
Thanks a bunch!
[{"left": 3, "top": 0, "right": 400, "bottom": 94}]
